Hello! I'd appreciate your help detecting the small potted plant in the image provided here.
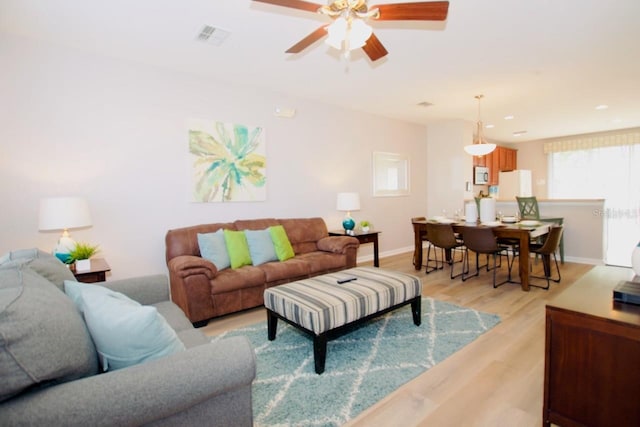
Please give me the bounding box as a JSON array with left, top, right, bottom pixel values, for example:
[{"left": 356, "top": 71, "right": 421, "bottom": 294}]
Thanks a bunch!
[
  {"left": 360, "top": 220, "right": 371, "bottom": 233},
  {"left": 68, "top": 242, "right": 99, "bottom": 272}
]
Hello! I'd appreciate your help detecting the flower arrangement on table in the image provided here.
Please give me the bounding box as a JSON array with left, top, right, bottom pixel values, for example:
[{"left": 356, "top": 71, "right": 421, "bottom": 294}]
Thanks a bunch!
[{"left": 359, "top": 221, "right": 372, "bottom": 232}]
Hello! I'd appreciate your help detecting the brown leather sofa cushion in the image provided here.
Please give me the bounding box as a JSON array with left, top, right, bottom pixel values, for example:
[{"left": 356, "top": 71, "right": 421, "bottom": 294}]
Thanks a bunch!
[{"left": 280, "top": 218, "right": 329, "bottom": 254}]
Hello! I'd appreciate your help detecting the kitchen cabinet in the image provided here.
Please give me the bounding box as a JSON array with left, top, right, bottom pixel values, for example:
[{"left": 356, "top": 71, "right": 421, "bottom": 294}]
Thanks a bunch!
[
  {"left": 543, "top": 266, "right": 640, "bottom": 427},
  {"left": 472, "top": 146, "right": 517, "bottom": 185},
  {"left": 473, "top": 154, "right": 486, "bottom": 167}
]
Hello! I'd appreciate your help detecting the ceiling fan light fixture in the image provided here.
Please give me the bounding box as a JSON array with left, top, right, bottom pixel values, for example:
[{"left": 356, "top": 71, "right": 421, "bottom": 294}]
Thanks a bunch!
[
  {"left": 325, "top": 17, "right": 347, "bottom": 49},
  {"left": 464, "top": 94, "right": 496, "bottom": 156},
  {"left": 349, "top": 18, "right": 373, "bottom": 49},
  {"left": 325, "top": 16, "right": 372, "bottom": 52}
]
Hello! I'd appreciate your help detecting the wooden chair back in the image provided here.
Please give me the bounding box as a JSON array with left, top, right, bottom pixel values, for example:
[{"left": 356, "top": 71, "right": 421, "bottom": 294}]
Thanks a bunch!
[{"left": 516, "top": 196, "right": 540, "bottom": 220}]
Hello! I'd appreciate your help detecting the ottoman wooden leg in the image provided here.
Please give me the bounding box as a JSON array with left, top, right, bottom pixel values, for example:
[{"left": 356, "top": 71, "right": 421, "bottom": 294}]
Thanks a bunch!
[
  {"left": 313, "top": 334, "right": 328, "bottom": 374},
  {"left": 267, "top": 310, "right": 278, "bottom": 340},
  {"left": 411, "top": 297, "right": 421, "bottom": 326}
]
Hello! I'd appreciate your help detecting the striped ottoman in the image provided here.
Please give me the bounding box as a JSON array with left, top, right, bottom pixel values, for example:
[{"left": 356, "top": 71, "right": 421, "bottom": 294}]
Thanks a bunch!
[{"left": 263, "top": 267, "right": 422, "bottom": 374}]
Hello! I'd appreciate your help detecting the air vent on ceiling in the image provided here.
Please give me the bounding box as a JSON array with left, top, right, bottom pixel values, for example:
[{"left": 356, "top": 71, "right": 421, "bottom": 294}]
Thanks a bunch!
[
  {"left": 196, "top": 25, "right": 230, "bottom": 46},
  {"left": 417, "top": 101, "right": 434, "bottom": 107}
]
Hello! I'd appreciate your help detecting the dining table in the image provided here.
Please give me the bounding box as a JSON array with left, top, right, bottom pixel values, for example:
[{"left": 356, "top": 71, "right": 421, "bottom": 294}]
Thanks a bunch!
[{"left": 412, "top": 219, "right": 552, "bottom": 291}]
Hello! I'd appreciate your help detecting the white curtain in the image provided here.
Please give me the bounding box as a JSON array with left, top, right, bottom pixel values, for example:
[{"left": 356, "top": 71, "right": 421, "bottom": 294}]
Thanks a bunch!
[{"left": 548, "top": 140, "right": 640, "bottom": 266}]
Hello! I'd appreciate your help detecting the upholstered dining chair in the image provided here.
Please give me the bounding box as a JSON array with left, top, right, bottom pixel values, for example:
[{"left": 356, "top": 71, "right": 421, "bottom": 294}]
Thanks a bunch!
[
  {"left": 411, "top": 217, "right": 429, "bottom": 268},
  {"left": 528, "top": 225, "right": 564, "bottom": 289},
  {"left": 425, "top": 222, "right": 466, "bottom": 279},
  {"left": 461, "top": 226, "right": 514, "bottom": 288}
]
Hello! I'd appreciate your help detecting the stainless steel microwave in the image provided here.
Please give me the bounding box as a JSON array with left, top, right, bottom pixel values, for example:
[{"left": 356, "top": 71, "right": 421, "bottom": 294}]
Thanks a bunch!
[{"left": 474, "top": 166, "right": 489, "bottom": 184}]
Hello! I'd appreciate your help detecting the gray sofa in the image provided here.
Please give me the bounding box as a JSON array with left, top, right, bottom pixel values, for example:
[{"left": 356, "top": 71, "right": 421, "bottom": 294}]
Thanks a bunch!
[{"left": 0, "top": 249, "right": 256, "bottom": 426}]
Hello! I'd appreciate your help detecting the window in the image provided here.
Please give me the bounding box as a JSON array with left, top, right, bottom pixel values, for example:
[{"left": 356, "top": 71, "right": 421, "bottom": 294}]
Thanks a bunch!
[{"left": 548, "top": 141, "right": 640, "bottom": 266}]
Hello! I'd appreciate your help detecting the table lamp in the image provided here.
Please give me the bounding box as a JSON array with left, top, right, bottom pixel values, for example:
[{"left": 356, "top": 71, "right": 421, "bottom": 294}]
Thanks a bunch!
[
  {"left": 38, "top": 197, "right": 92, "bottom": 263},
  {"left": 336, "top": 192, "right": 360, "bottom": 235}
]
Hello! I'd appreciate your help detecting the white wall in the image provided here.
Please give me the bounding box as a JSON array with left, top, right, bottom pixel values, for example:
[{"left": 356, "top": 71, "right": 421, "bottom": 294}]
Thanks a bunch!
[
  {"left": 426, "top": 120, "right": 474, "bottom": 217},
  {"left": 0, "top": 34, "right": 428, "bottom": 279}
]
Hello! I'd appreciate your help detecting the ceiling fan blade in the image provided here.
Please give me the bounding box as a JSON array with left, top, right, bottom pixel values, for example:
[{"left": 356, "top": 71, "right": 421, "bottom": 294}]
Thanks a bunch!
[
  {"left": 362, "top": 33, "right": 388, "bottom": 61},
  {"left": 285, "top": 26, "right": 328, "bottom": 53},
  {"left": 371, "top": 1, "right": 449, "bottom": 21},
  {"left": 252, "top": 0, "right": 323, "bottom": 13}
]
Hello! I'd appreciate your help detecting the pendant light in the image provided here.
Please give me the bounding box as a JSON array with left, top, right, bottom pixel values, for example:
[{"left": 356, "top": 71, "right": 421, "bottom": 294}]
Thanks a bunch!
[{"left": 464, "top": 94, "right": 496, "bottom": 156}]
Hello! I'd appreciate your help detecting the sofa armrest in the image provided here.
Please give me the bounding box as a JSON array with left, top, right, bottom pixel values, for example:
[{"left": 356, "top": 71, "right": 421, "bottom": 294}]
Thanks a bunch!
[
  {"left": 167, "top": 255, "right": 219, "bottom": 324},
  {"left": 317, "top": 235, "right": 360, "bottom": 254},
  {"left": 168, "top": 255, "right": 218, "bottom": 279},
  {"left": 0, "top": 337, "right": 256, "bottom": 427},
  {"left": 101, "top": 274, "right": 170, "bottom": 305}
]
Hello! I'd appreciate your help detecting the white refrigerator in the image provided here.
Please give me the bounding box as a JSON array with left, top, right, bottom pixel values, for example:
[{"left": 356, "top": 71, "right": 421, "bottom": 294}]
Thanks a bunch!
[{"left": 498, "top": 170, "right": 532, "bottom": 200}]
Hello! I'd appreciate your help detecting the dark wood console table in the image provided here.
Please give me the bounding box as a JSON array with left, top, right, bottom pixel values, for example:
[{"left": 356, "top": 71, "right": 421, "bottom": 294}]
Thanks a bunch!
[
  {"left": 543, "top": 266, "right": 640, "bottom": 426},
  {"left": 329, "top": 230, "right": 380, "bottom": 267}
]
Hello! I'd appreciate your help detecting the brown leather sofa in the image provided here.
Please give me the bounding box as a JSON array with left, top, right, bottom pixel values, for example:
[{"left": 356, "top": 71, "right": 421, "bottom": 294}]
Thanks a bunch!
[{"left": 165, "top": 217, "right": 359, "bottom": 326}]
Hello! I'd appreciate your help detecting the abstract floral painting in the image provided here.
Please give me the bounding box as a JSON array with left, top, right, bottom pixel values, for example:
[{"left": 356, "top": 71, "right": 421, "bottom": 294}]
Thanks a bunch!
[{"left": 189, "top": 119, "right": 266, "bottom": 202}]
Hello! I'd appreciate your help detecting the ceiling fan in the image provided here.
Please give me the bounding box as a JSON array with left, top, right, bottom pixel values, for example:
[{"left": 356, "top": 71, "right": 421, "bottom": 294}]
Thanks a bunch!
[{"left": 252, "top": 0, "right": 449, "bottom": 61}]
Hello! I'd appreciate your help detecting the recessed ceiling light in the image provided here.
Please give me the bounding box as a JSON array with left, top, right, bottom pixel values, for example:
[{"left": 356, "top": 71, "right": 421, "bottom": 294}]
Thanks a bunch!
[
  {"left": 504, "top": 115, "right": 514, "bottom": 120},
  {"left": 595, "top": 104, "right": 609, "bottom": 110},
  {"left": 612, "top": 118, "right": 623, "bottom": 123},
  {"left": 485, "top": 124, "right": 495, "bottom": 129},
  {"left": 513, "top": 130, "right": 527, "bottom": 136}
]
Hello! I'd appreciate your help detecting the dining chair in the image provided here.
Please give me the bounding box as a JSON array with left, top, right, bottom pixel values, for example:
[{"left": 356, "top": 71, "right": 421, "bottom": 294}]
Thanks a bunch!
[
  {"left": 516, "top": 196, "right": 540, "bottom": 220},
  {"left": 528, "top": 225, "right": 564, "bottom": 289},
  {"left": 516, "top": 196, "right": 565, "bottom": 264},
  {"left": 425, "top": 222, "right": 466, "bottom": 279},
  {"left": 460, "top": 226, "right": 515, "bottom": 288},
  {"left": 411, "top": 217, "right": 429, "bottom": 268}
]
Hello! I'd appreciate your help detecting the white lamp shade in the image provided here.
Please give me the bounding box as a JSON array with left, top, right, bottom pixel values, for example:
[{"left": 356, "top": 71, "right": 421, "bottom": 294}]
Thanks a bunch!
[
  {"left": 349, "top": 19, "right": 372, "bottom": 49},
  {"left": 39, "top": 197, "right": 92, "bottom": 231},
  {"left": 464, "top": 143, "right": 496, "bottom": 156},
  {"left": 326, "top": 17, "right": 348, "bottom": 49},
  {"left": 325, "top": 17, "right": 372, "bottom": 51},
  {"left": 336, "top": 192, "right": 361, "bottom": 212}
]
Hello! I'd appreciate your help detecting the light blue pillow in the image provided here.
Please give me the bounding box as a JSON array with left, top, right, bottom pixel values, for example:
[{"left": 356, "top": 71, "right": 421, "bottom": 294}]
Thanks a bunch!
[
  {"left": 63, "top": 281, "right": 185, "bottom": 371},
  {"left": 245, "top": 229, "right": 278, "bottom": 266},
  {"left": 197, "top": 229, "right": 231, "bottom": 270}
]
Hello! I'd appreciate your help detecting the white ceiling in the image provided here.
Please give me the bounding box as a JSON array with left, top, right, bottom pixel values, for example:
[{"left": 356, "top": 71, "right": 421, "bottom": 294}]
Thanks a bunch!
[{"left": 2, "top": 0, "right": 639, "bottom": 143}]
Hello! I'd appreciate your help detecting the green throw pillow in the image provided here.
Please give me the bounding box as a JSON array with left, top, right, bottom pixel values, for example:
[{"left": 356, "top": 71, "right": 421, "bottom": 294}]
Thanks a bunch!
[
  {"left": 269, "top": 225, "right": 295, "bottom": 261},
  {"left": 223, "top": 229, "right": 253, "bottom": 269}
]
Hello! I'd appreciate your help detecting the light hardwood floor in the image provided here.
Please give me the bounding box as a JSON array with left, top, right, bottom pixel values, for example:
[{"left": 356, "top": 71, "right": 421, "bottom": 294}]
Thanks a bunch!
[{"left": 200, "top": 250, "right": 593, "bottom": 427}]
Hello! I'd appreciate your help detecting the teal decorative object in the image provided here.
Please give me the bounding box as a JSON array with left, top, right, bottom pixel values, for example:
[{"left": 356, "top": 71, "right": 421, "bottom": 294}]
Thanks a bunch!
[
  {"left": 212, "top": 297, "right": 500, "bottom": 427},
  {"left": 336, "top": 192, "right": 360, "bottom": 234},
  {"left": 342, "top": 216, "right": 355, "bottom": 231}
]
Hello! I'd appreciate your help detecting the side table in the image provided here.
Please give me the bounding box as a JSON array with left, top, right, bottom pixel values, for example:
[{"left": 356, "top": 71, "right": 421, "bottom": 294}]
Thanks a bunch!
[
  {"left": 73, "top": 258, "right": 111, "bottom": 283},
  {"left": 328, "top": 230, "right": 381, "bottom": 267}
]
